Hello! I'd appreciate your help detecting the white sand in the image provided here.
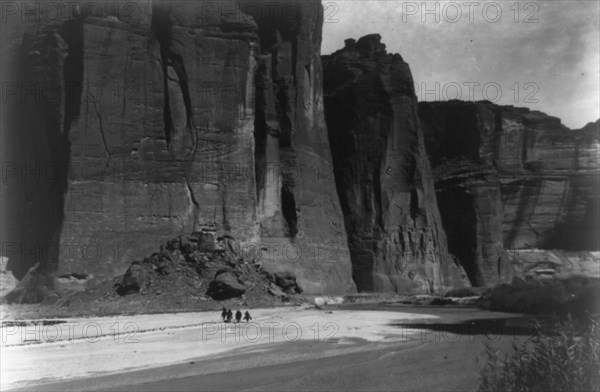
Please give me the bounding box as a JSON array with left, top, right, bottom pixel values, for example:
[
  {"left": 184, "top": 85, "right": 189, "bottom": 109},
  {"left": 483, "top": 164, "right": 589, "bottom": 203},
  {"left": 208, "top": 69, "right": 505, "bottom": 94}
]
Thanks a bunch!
[{"left": 0, "top": 306, "right": 437, "bottom": 390}]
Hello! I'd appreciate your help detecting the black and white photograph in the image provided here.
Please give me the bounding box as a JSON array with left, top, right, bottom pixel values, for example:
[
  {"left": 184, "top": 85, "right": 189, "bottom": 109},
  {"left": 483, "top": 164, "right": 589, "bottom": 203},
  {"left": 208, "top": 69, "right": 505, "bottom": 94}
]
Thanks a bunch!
[{"left": 1, "top": 0, "right": 599, "bottom": 390}]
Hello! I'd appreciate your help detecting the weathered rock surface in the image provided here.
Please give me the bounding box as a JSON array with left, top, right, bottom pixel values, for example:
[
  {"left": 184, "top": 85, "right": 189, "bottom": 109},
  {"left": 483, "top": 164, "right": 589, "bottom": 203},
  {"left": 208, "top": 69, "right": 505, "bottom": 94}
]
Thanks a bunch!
[
  {"left": 419, "top": 101, "right": 599, "bottom": 285},
  {"left": 274, "top": 271, "right": 302, "bottom": 294},
  {"left": 268, "top": 283, "right": 287, "bottom": 298},
  {"left": 116, "top": 264, "right": 149, "bottom": 296},
  {"left": 2, "top": 0, "right": 354, "bottom": 295},
  {"left": 0, "top": 257, "right": 18, "bottom": 298},
  {"left": 2, "top": 263, "right": 56, "bottom": 304},
  {"left": 47, "top": 233, "right": 295, "bottom": 311},
  {"left": 245, "top": 0, "right": 353, "bottom": 293},
  {"left": 508, "top": 249, "right": 600, "bottom": 281},
  {"left": 206, "top": 271, "right": 246, "bottom": 300},
  {"left": 1, "top": 3, "right": 78, "bottom": 282},
  {"left": 322, "top": 35, "right": 469, "bottom": 293},
  {"left": 53, "top": 273, "right": 91, "bottom": 297},
  {"left": 3, "top": 1, "right": 596, "bottom": 301}
]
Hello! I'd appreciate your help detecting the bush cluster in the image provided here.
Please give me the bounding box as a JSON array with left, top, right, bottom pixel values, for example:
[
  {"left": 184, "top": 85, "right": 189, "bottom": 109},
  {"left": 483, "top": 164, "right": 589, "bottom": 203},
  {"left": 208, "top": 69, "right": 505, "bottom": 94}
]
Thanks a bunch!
[{"left": 478, "top": 317, "right": 600, "bottom": 392}]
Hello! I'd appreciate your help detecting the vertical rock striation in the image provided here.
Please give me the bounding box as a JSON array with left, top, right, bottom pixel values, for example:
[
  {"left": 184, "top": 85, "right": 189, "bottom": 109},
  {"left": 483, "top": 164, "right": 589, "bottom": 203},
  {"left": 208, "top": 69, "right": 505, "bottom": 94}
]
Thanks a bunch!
[
  {"left": 2, "top": 0, "right": 355, "bottom": 295},
  {"left": 243, "top": 0, "right": 354, "bottom": 293},
  {"left": 323, "top": 35, "right": 469, "bottom": 293},
  {"left": 419, "top": 101, "right": 599, "bottom": 285},
  {"left": 4, "top": 1, "right": 594, "bottom": 298},
  {"left": 2, "top": 3, "right": 82, "bottom": 279}
]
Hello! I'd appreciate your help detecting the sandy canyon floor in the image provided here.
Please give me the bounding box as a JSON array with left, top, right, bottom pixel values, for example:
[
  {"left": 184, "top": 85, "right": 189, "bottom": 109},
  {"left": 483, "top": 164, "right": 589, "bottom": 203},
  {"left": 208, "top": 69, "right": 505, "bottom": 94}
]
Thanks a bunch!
[{"left": 1, "top": 304, "right": 533, "bottom": 391}]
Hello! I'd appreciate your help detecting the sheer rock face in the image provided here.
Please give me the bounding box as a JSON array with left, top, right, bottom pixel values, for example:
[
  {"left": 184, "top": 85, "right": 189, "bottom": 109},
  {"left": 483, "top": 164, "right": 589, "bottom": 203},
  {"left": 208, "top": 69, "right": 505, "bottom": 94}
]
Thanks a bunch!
[
  {"left": 322, "top": 35, "right": 469, "bottom": 293},
  {"left": 419, "top": 101, "right": 599, "bottom": 285},
  {"left": 245, "top": 0, "right": 354, "bottom": 293},
  {"left": 2, "top": 0, "right": 355, "bottom": 294}
]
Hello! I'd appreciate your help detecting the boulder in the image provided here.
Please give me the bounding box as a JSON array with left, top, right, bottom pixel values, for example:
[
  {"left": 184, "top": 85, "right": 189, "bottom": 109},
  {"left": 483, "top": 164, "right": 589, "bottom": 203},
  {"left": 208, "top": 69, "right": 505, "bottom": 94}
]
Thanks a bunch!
[
  {"left": 116, "top": 264, "right": 149, "bottom": 296},
  {"left": 268, "top": 283, "right": 287, "bottom": 298},
  {"left": 197, "top": 230, "right": 217, "bottom": 252},
  {"left": 274, "top": 271, "right": 302, "bottom": 294},
  {"left": 206, "top": 272, "right": 246, "bottom": 300}
]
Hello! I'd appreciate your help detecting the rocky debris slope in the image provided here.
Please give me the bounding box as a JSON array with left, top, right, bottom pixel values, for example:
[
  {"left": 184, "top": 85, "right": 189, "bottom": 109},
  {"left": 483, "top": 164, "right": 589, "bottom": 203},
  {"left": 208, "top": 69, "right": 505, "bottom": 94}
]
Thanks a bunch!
[
  {"left": 7, "top": 232, "right": 304, "bottom": 313},
  {"left": 2, "top": 0, "right": 354, "bottom": 295},
  {"left": 419, "top": 102, "right": 599, "bottom": 286},
  {"left": 3, "top": 0, "right": 597, "bottom": 303},
  {"left": 322, "top": 35, "right": 469, "bottom": 293}
]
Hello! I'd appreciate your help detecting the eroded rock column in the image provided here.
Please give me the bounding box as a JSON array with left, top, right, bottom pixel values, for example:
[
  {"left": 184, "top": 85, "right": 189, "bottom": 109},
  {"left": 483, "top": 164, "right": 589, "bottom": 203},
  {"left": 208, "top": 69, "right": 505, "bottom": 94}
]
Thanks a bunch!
[{"left": 323, "top": 35, "right": 469, "bottom": 293}]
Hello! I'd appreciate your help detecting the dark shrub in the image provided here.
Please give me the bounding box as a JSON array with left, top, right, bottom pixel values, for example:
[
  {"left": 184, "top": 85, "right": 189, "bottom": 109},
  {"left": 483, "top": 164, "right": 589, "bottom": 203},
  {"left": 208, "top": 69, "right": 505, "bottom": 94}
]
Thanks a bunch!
[
  {"left": 478, "top": 317, "right": 600, "bottom": 392},
  {"left": 481, "top": 277, "right": 599, "bottom": 316}
]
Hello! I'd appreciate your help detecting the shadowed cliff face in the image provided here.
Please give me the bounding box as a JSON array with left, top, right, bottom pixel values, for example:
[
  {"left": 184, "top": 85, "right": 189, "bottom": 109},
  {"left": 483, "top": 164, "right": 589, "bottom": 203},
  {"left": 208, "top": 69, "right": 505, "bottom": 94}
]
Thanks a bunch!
[
  {"left": 3, "top": 1, "right": 595, "bottom": 299},
  {"left": 419, "top": 101, "right": 599, "bottom": 285},
  {"left": 323, "top": 35, "right": 469, "bottom": 293},
  {"left": 2, "top": 0, "right": 355, "bottom": 295},
  {"left": 238, "top": 0, "right": 354, "bottom": 293},
  {"left": 1, "top": 6, "right": 83, "bottom": 279}
]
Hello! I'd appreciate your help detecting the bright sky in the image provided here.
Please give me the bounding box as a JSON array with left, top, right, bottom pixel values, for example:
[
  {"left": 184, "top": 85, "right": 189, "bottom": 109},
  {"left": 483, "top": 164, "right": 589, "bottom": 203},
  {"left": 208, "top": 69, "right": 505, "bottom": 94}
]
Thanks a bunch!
[{"left": 322, "top": 0, "right": 600, "bottom": 129}]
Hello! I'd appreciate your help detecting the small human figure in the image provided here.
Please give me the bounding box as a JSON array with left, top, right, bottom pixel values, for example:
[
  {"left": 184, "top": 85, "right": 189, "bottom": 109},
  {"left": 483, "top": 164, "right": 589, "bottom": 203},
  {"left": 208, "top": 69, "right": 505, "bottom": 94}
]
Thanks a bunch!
[
  {"left": 221, "top": 307, "right": 227, "bottom": 322},
  {"left": 235, "top": 310, "right": 242, "bottom": 323},
  {"left": 244, "top": 311, "right": 252, "bottom": 322},
  {"left": 226, "top": 309, "right": 233, "bottom": 323}
]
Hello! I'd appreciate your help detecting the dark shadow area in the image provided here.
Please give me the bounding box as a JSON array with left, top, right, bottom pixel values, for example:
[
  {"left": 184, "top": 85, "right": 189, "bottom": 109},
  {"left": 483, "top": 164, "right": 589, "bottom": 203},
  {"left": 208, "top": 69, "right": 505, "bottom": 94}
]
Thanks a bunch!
[
  {"left": 152, "top": 5, "right": 197, "bottom": 157},
  {"left": 3, "top": 17, "right": 83, "bottom": 280},
  {"left": 391, "top": 317, "right": 541, "bottom": 338},
  {"left": 281, "top": 187, "right": 298, "bottom": 237},
  {"left": 541, "top": 192, "right": 600, "bottom": 250},
  {"left": 322, "top": 41, "right": 395, "bottom": 292},
  {"left": 348, "top": 250, "right": 375, "bottom": 292},
  {"left": 253, "top": 59, "right": 268, "bottom": 205},
  {"left": 482, "top": 276, "right": 600, "bottom": 317},
  {"left": 418, "top": 102, "right": 481, "bottom": 167},
  {"left": 437, "top": 188, "right": 478, "bottom": 285}
]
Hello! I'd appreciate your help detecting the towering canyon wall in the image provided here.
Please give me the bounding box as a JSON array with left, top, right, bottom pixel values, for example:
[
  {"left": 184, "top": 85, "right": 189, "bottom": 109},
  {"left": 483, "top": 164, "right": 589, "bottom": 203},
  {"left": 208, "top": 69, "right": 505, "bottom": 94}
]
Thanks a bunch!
[
  {"left": 419, "top": 101, "right": 599, "bottom": 285},
  {"left": 245, "top": 0, "right": 353, "bottom": 293},
  {"left": 3, "top": 1, "right": 595, "bottom": 298},
  {"left": 322, "top": 35, "right": 469, "bottom": 293},
  {"left": 2, "top": 0, "right": 355, "bottom": 294}
]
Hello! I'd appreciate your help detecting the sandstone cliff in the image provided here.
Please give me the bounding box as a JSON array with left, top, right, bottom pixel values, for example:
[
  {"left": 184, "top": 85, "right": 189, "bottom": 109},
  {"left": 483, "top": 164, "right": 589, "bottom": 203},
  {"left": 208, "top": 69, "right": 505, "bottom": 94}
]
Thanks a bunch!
[
  {"left": 322, "top": 35, "right": 469, "bottom": 293},
  {"left": 419, "top": 101, "right": 599, "bottom": 285},
  {"left": 3, "top": 1, "right": 596, "bottom": 301},
  {"left": 2, "top": 0, "right": 355, "bottom": 295}
]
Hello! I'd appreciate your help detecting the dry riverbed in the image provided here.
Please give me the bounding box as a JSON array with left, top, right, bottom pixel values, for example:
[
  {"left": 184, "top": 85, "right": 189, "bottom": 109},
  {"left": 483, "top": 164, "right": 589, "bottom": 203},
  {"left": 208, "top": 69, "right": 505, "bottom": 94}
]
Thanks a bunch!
[{"left": 0, "top": 303, "right": 534, "bottom": 391}]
